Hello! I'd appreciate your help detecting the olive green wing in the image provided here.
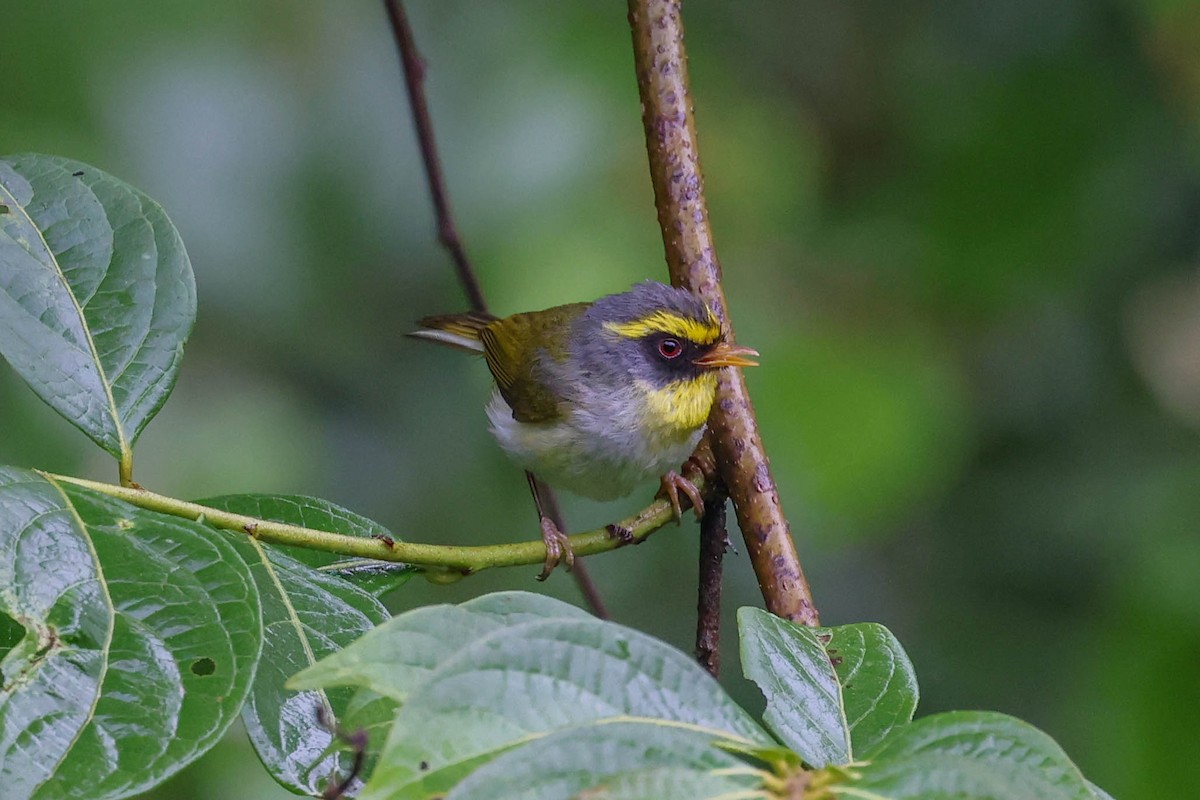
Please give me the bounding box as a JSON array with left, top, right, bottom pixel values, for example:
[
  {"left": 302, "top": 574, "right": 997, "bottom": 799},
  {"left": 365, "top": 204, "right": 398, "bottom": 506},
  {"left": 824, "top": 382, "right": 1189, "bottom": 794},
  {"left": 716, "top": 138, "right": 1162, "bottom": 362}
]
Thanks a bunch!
[{"left": 480, "top": 302, "right": 589, "bottom": 424}]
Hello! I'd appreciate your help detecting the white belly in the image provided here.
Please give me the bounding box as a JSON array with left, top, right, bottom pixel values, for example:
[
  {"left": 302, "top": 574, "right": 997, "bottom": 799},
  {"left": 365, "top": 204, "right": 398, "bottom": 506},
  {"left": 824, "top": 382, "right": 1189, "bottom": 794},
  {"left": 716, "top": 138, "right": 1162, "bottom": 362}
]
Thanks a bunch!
[{"left": 485, "top": 391, "right": 703, "bottom": 500}]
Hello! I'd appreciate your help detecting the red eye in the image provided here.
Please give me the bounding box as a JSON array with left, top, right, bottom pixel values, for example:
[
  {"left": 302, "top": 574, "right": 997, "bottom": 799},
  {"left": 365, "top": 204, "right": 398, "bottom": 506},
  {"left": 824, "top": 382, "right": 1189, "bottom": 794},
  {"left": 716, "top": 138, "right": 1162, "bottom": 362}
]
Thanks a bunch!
[{"left": 658, "top": 338, "right": 683, "bottom": 359}]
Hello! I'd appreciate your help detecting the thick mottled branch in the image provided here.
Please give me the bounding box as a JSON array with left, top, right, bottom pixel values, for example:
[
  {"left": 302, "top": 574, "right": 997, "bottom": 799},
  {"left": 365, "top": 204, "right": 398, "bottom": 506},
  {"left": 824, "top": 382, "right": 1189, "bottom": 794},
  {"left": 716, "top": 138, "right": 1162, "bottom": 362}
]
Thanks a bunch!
[
  {"left": 43, "top": 470, "right": 712, "bottom": 577},
  {"left": 627, "top": 0, "right": 818, "bottom": 624}
]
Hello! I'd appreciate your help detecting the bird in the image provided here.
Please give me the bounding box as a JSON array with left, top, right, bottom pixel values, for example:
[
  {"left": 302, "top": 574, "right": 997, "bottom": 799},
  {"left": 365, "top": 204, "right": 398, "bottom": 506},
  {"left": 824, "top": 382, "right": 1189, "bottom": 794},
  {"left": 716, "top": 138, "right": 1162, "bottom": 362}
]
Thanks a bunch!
[{"left": 409, "top": 280, "right": 758, "bottom": 578}]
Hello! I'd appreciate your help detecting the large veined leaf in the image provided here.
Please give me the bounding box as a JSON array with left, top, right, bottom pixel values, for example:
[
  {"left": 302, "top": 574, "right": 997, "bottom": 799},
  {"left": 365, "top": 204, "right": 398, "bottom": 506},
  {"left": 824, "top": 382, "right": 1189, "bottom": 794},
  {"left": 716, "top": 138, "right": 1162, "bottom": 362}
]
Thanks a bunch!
[
  {"left": 287, "top": 592, "right": 590, "bottom": 795},
  {"left": 289, "top": 590, "right": 590, "bottom": 702},
  {"left": 199, "top": 494, "right": 399, "bottom": 796},
  {"left": 444, "top": 719, "right": 765, "bottom": 800},
  {"left": 361, "top": 616, "right": 774, "bottom": 800},
  {"left": 0, "top": 466, "right": 261, "bottom": 800},
  {"left": 738, "top": 608, "right": 917, "bottom": 767},
  {"left": 838, "top": 711, "right": 1094, "bottom": 800},
  {"left": 0, "top": 154, "right": 195, "bottom": 464}
]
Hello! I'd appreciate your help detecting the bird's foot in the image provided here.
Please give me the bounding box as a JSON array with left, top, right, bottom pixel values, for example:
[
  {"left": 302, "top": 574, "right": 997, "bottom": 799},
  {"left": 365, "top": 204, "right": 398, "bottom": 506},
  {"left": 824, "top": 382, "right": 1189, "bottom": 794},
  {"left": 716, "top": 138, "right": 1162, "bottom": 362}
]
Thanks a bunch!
[
  {"left": 658, "top": 470, "right": 705, "bottom": 523},
  {"left": 537, "top": 515, "right": 575, "bottom": 581}
]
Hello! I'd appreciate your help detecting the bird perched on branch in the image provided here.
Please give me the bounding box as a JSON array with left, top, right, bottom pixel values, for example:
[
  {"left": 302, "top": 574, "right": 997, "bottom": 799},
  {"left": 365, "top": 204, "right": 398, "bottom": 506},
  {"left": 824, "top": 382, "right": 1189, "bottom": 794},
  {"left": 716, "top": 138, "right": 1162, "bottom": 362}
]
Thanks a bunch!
[{"left": 410, "top": 280, "right": 758, "bottom": 578}]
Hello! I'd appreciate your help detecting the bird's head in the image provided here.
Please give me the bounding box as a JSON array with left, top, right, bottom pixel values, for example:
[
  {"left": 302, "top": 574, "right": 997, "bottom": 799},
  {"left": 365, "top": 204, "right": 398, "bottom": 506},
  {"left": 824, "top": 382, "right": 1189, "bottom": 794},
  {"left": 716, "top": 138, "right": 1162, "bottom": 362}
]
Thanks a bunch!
[{"left": 577, "top": 281, "right": 758, "bottom": 437}]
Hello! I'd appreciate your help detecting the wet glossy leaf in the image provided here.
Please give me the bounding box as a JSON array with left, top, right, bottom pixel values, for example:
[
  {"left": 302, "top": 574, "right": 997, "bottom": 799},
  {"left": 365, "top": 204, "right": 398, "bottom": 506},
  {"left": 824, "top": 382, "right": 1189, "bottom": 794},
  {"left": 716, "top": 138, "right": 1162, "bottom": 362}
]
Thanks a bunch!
[
  {"left": 738, "top": 607, "right": 849, "bottom": 766},
  {"left": 200, "top": 494, "right": 394, "bottom": 796},
  {"left": 361, "top": 616, "right": 772, "bottom": 800},
  {"left": 738, "top": 609, "right": 918, "bottom": 767},
  {"left": 444, "top": 719, "right": 764, "bottom": 800},
  {"left": 841, "top": 711, "right": 1093, "bottom": 800},
  {"left": 0, "top": 466, "right": 261, "bottom": 800},
  {"left": 0, "top": 155, "right": 195, "bottom": 461}
]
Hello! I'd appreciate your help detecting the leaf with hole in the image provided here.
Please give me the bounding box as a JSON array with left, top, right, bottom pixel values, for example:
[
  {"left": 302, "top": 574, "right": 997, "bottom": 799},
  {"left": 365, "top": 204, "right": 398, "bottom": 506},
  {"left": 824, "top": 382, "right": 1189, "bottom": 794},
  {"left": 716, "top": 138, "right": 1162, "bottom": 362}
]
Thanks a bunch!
[
  {"left": 0, "top": 466, "right": 261, "bottom": 800},
  {"left": 200, "top": 494, "right": 397, "bottom": 796},
  {"left": 0, "top": 155, "right": 196, "bottom": 467}
]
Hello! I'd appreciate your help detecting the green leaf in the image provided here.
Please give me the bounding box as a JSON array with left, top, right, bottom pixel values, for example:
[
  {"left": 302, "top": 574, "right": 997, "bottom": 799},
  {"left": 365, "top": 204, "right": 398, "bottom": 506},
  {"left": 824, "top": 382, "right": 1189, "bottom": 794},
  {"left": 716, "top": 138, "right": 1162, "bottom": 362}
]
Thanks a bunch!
[
  {"left": 0, "top": 466, "right": 261, "bottom": 800},
  {"left": 0, "top": 612, "right": 21, "bottom": 658},
  {"left": 289, "top": 591, "right": 589, "bottom": 701},
  {"left": 738, "top": 609, "right": 918, "bottom": 767},
  {"left": 199, "top": 495, "right": 394, "bottom": 796},
  {"left": 738, "top": 607, "right": 850, "bottom": 766},
  {"left": 825, "top": 622, "right": 918, "bottom": 755},
  {"left": 362, "top": 615, "right": 773, "bottom": 800},
  {"left": 199, "top": 494, "right": 415, "bottom": 599},
  {"left": 1088, "top": 780, "right": 1116, "bottom": 800},
  {"left": 340, "top": 687, "right": 400, "bottom": 785},
  {"left": 840, "top": 711, "right": 1094, "bottom": 800},
  {"left": 443, "top": 719, "right": 765, "bottom": 800},
  {"left": 0, "top": 155, "right": 196, "bottom": 464}
]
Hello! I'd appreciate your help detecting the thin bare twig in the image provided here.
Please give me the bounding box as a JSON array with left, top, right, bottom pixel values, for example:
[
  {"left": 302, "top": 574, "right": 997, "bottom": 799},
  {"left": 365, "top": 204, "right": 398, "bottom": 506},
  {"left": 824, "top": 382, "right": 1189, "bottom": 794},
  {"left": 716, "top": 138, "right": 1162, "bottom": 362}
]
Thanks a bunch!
[
  {"left": 383, "top": 0, "right": 487, "bottom": 314},
  {"left": 627, "top": 0, "right": 819, "bottom": 624},
  {"left": 695, "top": 486, "right": 727, "bottom": 677},
  {"left": 383, "top": 0, "right": 608, "bottom": 616}
]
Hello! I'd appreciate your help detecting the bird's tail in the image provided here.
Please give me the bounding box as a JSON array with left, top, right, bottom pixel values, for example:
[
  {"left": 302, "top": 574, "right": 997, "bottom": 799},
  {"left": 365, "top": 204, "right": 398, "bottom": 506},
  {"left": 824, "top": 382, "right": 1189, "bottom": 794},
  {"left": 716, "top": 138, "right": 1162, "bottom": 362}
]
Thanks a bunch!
[{"left": 407, "top": 311, "right": 498, "bottom": 353}]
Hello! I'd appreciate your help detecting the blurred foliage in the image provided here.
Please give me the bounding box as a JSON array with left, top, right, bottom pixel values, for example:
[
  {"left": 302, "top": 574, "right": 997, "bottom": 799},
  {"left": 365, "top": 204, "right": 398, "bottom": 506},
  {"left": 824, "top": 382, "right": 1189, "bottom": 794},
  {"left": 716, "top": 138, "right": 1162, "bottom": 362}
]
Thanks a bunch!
[{"left": 2, "top": 1, "right": 1198, "bottom": 798}]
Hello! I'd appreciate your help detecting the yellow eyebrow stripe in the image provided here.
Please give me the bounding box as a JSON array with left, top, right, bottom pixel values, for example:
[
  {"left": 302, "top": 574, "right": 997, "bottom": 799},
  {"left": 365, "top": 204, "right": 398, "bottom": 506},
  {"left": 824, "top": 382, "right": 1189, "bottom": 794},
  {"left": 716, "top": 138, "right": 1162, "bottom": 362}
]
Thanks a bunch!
[{"left": 604, "top": 310, "right": 721, "bottom": 344}]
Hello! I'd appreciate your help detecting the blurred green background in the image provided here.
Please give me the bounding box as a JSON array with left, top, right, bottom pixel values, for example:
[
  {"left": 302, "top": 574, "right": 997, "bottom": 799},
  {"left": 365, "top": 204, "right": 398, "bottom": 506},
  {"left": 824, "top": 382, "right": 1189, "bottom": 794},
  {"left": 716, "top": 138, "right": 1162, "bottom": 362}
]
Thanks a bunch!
[{"left": 3, "top": 1, "right": 1199, "bottom": 797}]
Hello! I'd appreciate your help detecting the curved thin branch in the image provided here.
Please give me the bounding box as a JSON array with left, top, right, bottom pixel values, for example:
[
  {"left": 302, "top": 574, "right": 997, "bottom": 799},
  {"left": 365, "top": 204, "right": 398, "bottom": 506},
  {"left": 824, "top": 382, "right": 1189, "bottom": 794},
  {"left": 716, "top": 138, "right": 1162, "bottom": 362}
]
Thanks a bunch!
[
  {"left": 383, "top": 0, "right": 607, "bottom": 615},
  {"left": 43, "top": 469, "right": 712, "bottom": 577},
  {"left": 627, "top": 0, "right": 818, "bottom": 624},
  {"left": 383, "top": 0, "right": 487, "bottom": 314}
]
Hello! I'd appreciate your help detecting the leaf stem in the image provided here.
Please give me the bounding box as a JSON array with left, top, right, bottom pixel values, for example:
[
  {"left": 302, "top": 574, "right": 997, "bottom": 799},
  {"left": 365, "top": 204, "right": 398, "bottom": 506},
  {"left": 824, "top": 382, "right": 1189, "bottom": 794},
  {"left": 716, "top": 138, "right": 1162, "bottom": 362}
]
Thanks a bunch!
[
  {"left": 40, "top": 471, "right": 708, "bottom": 575},
  {"left": 118, "top": 450, "right": 134, "bottom": 488}
]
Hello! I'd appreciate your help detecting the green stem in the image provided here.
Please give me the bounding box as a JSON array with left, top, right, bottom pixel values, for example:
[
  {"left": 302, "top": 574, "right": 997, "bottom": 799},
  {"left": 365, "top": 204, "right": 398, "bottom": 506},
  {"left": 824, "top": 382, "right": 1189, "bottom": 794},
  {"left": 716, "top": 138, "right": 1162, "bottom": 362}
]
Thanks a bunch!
[
  {"left": 40, "top": 471, "right": 702, "bottom": 575},
  {"left": 118, "top": 451, "right": 134, "bottom": 488}
]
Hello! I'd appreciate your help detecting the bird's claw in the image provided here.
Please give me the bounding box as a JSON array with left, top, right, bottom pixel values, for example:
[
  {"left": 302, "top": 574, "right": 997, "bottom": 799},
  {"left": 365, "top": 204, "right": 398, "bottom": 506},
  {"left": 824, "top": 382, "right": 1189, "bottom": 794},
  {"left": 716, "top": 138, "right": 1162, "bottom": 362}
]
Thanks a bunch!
[
  {"left": 537, "top": 516, "right": 575, "bottom": 581},
  {"left": 658, "top": 470, "right": 705, "bottom": 523}
]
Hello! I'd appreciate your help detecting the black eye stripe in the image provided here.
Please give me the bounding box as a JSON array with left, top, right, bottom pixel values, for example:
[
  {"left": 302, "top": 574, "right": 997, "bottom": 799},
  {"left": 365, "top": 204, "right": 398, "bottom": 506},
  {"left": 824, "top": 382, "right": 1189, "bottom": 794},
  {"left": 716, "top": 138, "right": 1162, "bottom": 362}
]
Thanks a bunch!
[{"left": 640, "top": 334, "right": 705, "bottom": 384}]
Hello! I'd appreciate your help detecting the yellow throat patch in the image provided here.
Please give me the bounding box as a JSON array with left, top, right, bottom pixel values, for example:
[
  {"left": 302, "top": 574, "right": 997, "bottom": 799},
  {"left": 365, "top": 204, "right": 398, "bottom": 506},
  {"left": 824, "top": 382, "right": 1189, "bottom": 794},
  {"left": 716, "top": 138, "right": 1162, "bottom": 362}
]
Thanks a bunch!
[
  {"left": 636, "top": 371, "right": 719, "bottom": 438},
  {"left": 603, "top": 309, "right": 722, "bottom": 345}
]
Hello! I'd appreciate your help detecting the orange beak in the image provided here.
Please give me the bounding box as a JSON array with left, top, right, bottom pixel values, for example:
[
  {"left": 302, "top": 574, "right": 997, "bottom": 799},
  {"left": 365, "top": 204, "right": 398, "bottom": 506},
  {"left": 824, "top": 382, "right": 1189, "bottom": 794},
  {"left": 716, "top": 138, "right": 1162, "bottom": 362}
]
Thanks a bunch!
[{"left": 693, "top": 342, "right": 760, "bottom": 369}]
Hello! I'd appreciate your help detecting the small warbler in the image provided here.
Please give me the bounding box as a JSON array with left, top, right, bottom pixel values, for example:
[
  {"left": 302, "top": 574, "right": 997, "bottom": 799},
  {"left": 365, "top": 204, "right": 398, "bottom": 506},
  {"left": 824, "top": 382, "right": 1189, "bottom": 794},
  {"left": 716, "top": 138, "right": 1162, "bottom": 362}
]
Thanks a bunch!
[{"left": 411, "top": 280, "right": 758, "bottom": 577}]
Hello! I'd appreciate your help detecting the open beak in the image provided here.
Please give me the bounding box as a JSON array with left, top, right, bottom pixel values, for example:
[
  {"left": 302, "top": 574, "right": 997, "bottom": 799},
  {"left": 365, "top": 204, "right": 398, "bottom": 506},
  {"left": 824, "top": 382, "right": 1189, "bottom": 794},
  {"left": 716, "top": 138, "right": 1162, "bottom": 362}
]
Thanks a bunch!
[{"left": 693, "top": 342, "right": 760, "bottom": 369}]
